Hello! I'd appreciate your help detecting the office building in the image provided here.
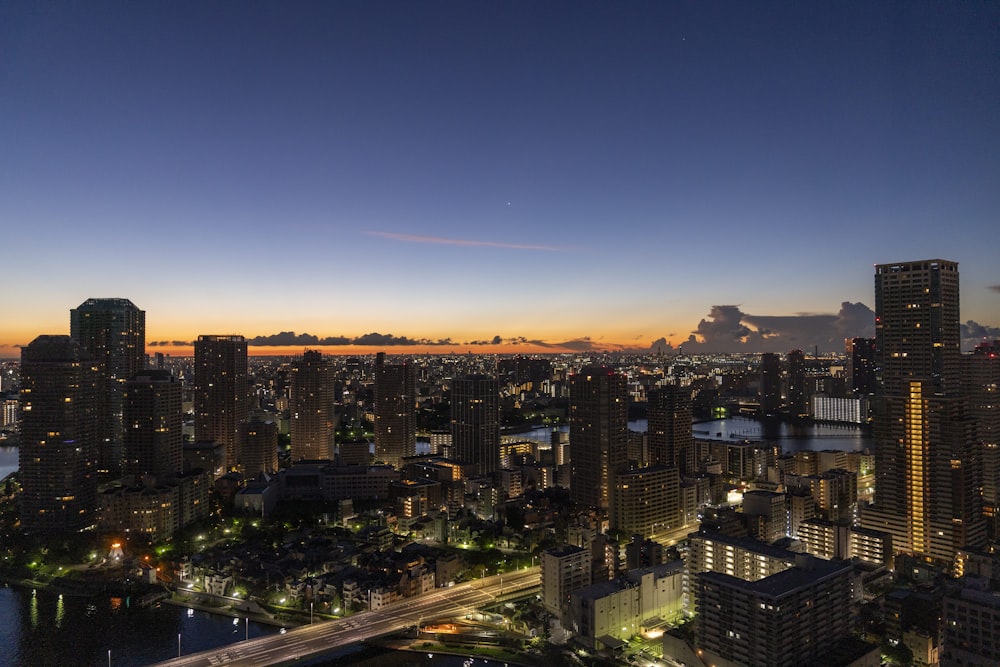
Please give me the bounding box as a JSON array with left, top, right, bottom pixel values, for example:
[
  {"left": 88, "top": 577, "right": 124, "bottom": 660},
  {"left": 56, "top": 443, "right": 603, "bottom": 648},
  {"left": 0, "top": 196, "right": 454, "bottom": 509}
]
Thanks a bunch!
[
  {"left": 863, "top": 260, "right": 986, "bottom": 561},
  {"left": 194, "top": 335, "right": 248, "bottom": 472},
  {"left": 570, "top": 366, "right": 628, "bottom": 512},
  {"left": 70, "top": 297, "right": 145, "bottom": 475},
  {"left": 290, "top": 350, "right": 334, "bottom": 461},
  {"left": 451, "top": 373, "right": 500, "bottom": 476},
  {"left": 647, "top": 383, "right": 694, "bottom": 474},
  {"left": 374, "top": 352, "right": 416, "bottom": 468},
  {"left": 123, "top": 370, "right": 182, "bottom": 485},
  {"left": 18, "top": 335, "right": 100, "bottom": 535}
]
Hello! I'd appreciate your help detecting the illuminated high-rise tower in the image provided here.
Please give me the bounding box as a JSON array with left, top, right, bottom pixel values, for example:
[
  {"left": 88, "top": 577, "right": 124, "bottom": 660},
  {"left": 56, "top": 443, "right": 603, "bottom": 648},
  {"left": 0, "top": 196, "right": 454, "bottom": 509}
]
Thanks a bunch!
[
  {"left": 194, "top": 335, "right": 248, "bottom": 472},
  {"left": 19, "top": 335, "right": 100, "bottom": 535},
  {"left": 451, "top": 374, "right": 500, "bottom": 476},
  {"left": 864, "top": 260, "right": 985, "bottom": 561},
  {"left": 570, "top": 366, "right": 628, "bottom": 512},
  {"left": 290, "top": 350, "right": 334, "bottom": 461},
  {"left": 70, "top": 297, "right": 145, "bottom": 475},
  {"left": 123, "top": 369, "right": 182, "bottom": 485},
  {"left": 374, "top": 352, "right": 416, "bottom": 468}
]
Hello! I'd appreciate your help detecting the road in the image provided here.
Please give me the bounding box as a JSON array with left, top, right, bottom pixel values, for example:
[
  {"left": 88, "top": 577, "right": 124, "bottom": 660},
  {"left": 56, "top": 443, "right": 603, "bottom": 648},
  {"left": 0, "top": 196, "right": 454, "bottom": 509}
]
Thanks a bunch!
[{"left": 149, "top": 567, "right": 540, "bottom": 667}]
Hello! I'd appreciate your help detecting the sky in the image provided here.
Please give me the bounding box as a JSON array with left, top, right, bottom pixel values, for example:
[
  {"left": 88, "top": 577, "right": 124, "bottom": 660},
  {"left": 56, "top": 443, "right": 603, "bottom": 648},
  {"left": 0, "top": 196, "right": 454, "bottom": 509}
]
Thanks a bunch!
[{"left": 2, "top": 1, "right": 998, "bottom": 358}]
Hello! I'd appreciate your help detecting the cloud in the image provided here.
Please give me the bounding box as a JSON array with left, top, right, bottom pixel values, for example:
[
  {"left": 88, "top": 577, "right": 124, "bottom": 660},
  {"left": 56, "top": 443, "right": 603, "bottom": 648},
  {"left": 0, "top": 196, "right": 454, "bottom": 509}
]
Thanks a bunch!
[
  {"left": 962, "top": 320, "right": 1000, "bottom": 349},
  {"left": 674, "top": 302, "right": 876, "bottom": 353},
  {"left": 148, "top": 340, "right": 192, "bottom": 347},
  {"left": 248, "top": 332, "right": 321, "bottom": 346},
  {"left": 367, "top": 231, "right": 569, "bottom": 252},
  {"left": 989, "top": 285, "right": 1000, "bottom": 293}
]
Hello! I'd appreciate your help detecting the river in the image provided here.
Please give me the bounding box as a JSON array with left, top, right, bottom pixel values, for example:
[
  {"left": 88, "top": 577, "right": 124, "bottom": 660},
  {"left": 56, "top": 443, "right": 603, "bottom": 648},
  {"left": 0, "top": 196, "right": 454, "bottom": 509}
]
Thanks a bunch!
[{"left": 512, "top": 416, "right": 872, "bottom": 454}]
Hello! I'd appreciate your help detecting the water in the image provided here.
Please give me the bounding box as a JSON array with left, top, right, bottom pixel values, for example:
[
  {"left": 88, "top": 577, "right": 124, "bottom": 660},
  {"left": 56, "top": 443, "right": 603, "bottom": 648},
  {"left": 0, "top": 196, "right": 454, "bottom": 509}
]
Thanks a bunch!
[
  {"left": 512, "top": 417, "right": 872, "bottom": 454},
  {"left": 0, "top": 584, "right": 276, "bottom": 666},
  {"left": 0, "top": 446, "right": 16, "bottom": 482},
  {"left": 690, "top": 416, "right": 871, "bottom": 453}
]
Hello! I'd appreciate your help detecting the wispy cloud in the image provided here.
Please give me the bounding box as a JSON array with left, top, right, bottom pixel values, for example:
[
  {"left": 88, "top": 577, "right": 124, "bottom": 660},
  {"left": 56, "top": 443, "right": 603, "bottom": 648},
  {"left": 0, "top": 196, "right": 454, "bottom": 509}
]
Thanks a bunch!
[{"left": 367, "top": 231, "right": 569, "bottom": 251}]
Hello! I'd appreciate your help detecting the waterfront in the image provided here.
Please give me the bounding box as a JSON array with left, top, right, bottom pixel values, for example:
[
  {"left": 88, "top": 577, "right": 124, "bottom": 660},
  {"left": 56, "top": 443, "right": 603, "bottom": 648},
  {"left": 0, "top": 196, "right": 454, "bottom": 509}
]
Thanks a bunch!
[
  {"left": 515, "top": 416, "right": 872, "bottom": 454},
  {"left": 1, "top": 445, "right": 16, "bottom": 482},
  {"left": 0, "top": 584, "right": 521, "bottom": 667}
]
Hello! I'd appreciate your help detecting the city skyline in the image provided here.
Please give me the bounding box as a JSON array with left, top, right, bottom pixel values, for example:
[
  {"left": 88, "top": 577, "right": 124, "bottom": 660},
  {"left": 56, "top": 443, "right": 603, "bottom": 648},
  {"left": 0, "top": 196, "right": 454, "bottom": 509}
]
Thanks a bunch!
[{"left": 3, "top": 2, "right": 999, "bottom": 358}]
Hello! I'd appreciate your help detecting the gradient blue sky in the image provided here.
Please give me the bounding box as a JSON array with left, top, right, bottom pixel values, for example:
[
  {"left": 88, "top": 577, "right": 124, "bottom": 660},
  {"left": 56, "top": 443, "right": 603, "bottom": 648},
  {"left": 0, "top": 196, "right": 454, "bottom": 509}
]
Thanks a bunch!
[{"left": 3, "top": 1, "right": 998, "bottom": 357}]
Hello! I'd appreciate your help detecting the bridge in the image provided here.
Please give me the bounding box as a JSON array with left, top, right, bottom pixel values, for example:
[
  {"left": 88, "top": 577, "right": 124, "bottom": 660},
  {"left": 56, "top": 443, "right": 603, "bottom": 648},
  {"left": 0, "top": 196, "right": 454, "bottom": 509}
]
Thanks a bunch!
[{"left": 151, "top": 567, "right": 540, "bottom": 667}]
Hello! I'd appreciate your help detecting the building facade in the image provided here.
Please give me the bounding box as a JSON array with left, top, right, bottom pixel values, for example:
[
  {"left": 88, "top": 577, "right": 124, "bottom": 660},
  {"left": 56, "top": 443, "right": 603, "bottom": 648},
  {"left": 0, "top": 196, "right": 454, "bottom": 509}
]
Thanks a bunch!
[
  {"left": 70, "top": 297, "right": 145, "bottom": 475},
  {"left": 194, "top": 335, "right": 248, "bottom": 473},
  {"left": 570, "top": 367, "right": 628, "bottom": 513},
  {"left": 864, "top": 260, "right": 986, "bottom": 561},
  {"left": 373, "top": 352, "right": 416, "bottom": 468},
  {"left": 19, "top": 335, "right": 100, "bottom": 535},
  {"left": 290, "top": 350, "right": 334, "bottom": 461},
  {"left": 123, "top": 369, "right": 182, "bottom": 485},
  {"left": 450, "top": 374, "right": 500, "bottom": 476}
]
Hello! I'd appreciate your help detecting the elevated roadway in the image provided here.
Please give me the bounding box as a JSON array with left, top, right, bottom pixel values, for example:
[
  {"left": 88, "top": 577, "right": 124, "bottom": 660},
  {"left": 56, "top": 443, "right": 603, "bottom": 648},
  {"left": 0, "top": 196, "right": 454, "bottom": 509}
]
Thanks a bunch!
[{"left": 151, "top": 567, "right": 540, "bottom": 667}]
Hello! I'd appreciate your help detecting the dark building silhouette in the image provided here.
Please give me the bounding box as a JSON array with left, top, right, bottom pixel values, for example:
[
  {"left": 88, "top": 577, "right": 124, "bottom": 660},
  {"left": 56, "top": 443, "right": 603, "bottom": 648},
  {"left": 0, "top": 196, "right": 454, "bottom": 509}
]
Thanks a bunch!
[
  {"left": 18, "top": 335, "right": 99, "bottom": 535},
  {"left": 290, "top": 350, "right": 334, "bottom": 461},
  {"left": 847, "top": 337, "right": 877, "bottom": 396},
  {"left": 374, "top": 352, "right": 416, "bottom": 468},
  {"left": 451, "top": 374, "right": 500, "bottom": 476},
  {"left": 786, "top": 349, "right": 807, "bottom": 417},
  {"left": 647, "top": 383, "right": 694, "bottom": 474},
  {"left": 966, "top": 341, "right": 1000, "bottom": 536},
  {"left": 70, "top": 297, "right": 145, "bottom": 475},
  {"left": 570, "top": 366, "right": 628, "bottom": 513},
  {"left": 863, "top": 260, "right": 986, "bottom": 561},
  {"left": 240, "top": 420, "right": 278, "bottom": 477},
  {"left": 759, "top": 353, "right": 782, "bottom": 416},
  {"left": 194, "top": 335, "right": 248, "bottom": 472},
  {"left": 123, "top": 369, "right": 182, "bottom": 485}
]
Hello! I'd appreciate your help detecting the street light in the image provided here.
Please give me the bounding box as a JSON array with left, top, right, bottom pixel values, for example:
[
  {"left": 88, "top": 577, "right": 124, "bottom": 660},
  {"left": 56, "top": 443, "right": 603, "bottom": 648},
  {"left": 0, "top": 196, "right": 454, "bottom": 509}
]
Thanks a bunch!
[
  {"left": 245, "top": 618, "right": 249, "bottom": 641},
  {"left": 177, "top": 633, "right": 181, "bottom": 657},
  {"left": 310, "top": 601, "right": 314, "bottom": 624}
]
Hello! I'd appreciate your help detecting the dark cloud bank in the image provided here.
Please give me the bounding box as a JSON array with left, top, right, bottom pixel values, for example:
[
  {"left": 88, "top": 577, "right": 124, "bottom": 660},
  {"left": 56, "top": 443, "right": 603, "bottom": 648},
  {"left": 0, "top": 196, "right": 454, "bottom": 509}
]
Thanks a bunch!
[{"left": 147, "top": 301, "right": 999, "bottom": 354}]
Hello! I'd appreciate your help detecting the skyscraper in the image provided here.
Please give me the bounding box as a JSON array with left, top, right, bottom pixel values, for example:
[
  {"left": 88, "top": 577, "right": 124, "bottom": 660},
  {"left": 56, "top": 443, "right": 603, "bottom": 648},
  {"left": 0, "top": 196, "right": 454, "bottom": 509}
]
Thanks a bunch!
[
  {"left": 759, "top": 352, "right": 782, "bottom": 416},
  {"left": 847, "top": 337, "right": 877, "bottom": 396},
  {"left": 863, "top": 260, "right": 985, "bottom": 561},
  {"left": 194, "top": 335, "right": 248, "bottom": 472},
  {"left": 570, "top": 366, "right": 628, "bottom": 512},
  {"left": 647, "top": 383, "right": 693, "bottom": 474},
  {"left": 451, "top": 374, "right": 500, "bottom": 476},
  {"left": 70, "top": 297, "right": 145, "bottom": 475},
  {"left": 290, "top": 350, "right": 334, "bottom": 461},
  {"left": 786, "top": 349, "right": 807, "bottom": 417},
  {"left": 123, "top": 369, "right": 182, "bottom": 485},
  {"left": 374, "top": 352, "right": 416, "bottom": 468},
  {"left": 18, "top": 335, "right": 99, "bottom": 535}
]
